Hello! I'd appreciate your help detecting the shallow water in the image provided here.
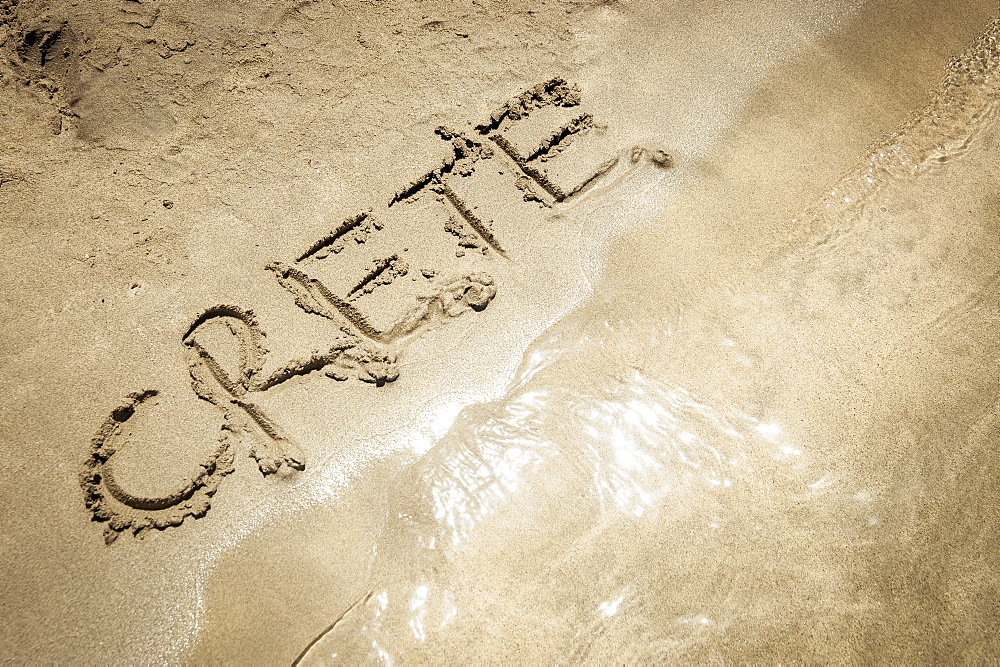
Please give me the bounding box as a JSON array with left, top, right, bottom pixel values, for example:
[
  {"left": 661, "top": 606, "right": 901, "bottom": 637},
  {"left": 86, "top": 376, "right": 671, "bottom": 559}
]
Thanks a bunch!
[{"left": 297, "top": 17, "right": 1000, "bottom": 664}]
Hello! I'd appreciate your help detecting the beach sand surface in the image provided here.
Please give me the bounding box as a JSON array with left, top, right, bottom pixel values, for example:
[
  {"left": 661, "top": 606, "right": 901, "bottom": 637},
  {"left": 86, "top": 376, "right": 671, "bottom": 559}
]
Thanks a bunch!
[{"left": 0, "top": 0, "right": 997, "bottom": 662}]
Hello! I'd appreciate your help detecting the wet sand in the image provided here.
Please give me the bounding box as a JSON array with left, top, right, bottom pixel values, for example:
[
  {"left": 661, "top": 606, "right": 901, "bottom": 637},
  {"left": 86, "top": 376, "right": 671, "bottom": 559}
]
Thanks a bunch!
[{"left": 1, "top": 0, "right": 997, "bottom": 662}]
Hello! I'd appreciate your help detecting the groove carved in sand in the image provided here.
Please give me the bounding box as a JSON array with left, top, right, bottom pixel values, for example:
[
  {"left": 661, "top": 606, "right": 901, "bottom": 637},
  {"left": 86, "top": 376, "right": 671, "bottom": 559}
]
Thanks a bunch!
[
  {"left": 477, "top": 78, "right": 620, "bottom": 204},
  {"left": 270, "top": 80, "right": 627, "bottom": 341},
  {"left": 81, "top": 390, "right": 235, "bottom": 545},
  {"left": 83, "top": 306, "right": 398, "bottom": 543},
  {"left": 268, "top": 261, "right": 496, "bottom": 345},
  {"left": 84, "top": 78, "right": 665, "bottom": 541}
]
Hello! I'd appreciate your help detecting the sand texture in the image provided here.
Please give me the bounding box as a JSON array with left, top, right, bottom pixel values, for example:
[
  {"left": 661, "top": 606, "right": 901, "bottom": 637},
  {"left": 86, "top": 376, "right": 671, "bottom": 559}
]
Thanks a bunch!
[{"left": 1, "top": 0, "right": 998, "bottom": 662}]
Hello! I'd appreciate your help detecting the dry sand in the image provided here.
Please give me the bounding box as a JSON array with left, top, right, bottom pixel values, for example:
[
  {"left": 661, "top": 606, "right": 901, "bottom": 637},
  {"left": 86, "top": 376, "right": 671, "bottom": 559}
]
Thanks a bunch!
[{"left": 1, "top": 0, "right": 998, "bottom": 663}]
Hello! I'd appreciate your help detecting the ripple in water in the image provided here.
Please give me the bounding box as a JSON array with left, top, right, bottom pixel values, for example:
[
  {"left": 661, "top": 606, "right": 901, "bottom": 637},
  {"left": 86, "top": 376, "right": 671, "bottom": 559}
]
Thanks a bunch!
[{"left": 296, "top": 18, "right": 1000, "bottom": 665}]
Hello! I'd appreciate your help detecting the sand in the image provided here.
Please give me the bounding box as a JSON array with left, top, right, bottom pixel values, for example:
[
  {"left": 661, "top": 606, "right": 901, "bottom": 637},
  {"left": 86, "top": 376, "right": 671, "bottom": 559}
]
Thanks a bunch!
[{"left": 1, "top": 0, "right": 998, "bottom": 662}]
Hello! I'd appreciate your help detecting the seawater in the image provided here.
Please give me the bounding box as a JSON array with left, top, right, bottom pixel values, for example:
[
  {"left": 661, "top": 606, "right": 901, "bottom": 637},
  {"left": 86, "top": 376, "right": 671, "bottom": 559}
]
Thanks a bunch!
[{"left": 298, "top": 18, "right": 1000, "bottom": 664}]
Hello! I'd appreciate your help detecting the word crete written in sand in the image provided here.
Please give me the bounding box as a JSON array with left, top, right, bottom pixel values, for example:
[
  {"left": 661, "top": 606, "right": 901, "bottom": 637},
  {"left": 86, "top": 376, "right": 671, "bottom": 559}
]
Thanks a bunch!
[{"left": 82, "top": 78, "right": 666, "bottom": 544}]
